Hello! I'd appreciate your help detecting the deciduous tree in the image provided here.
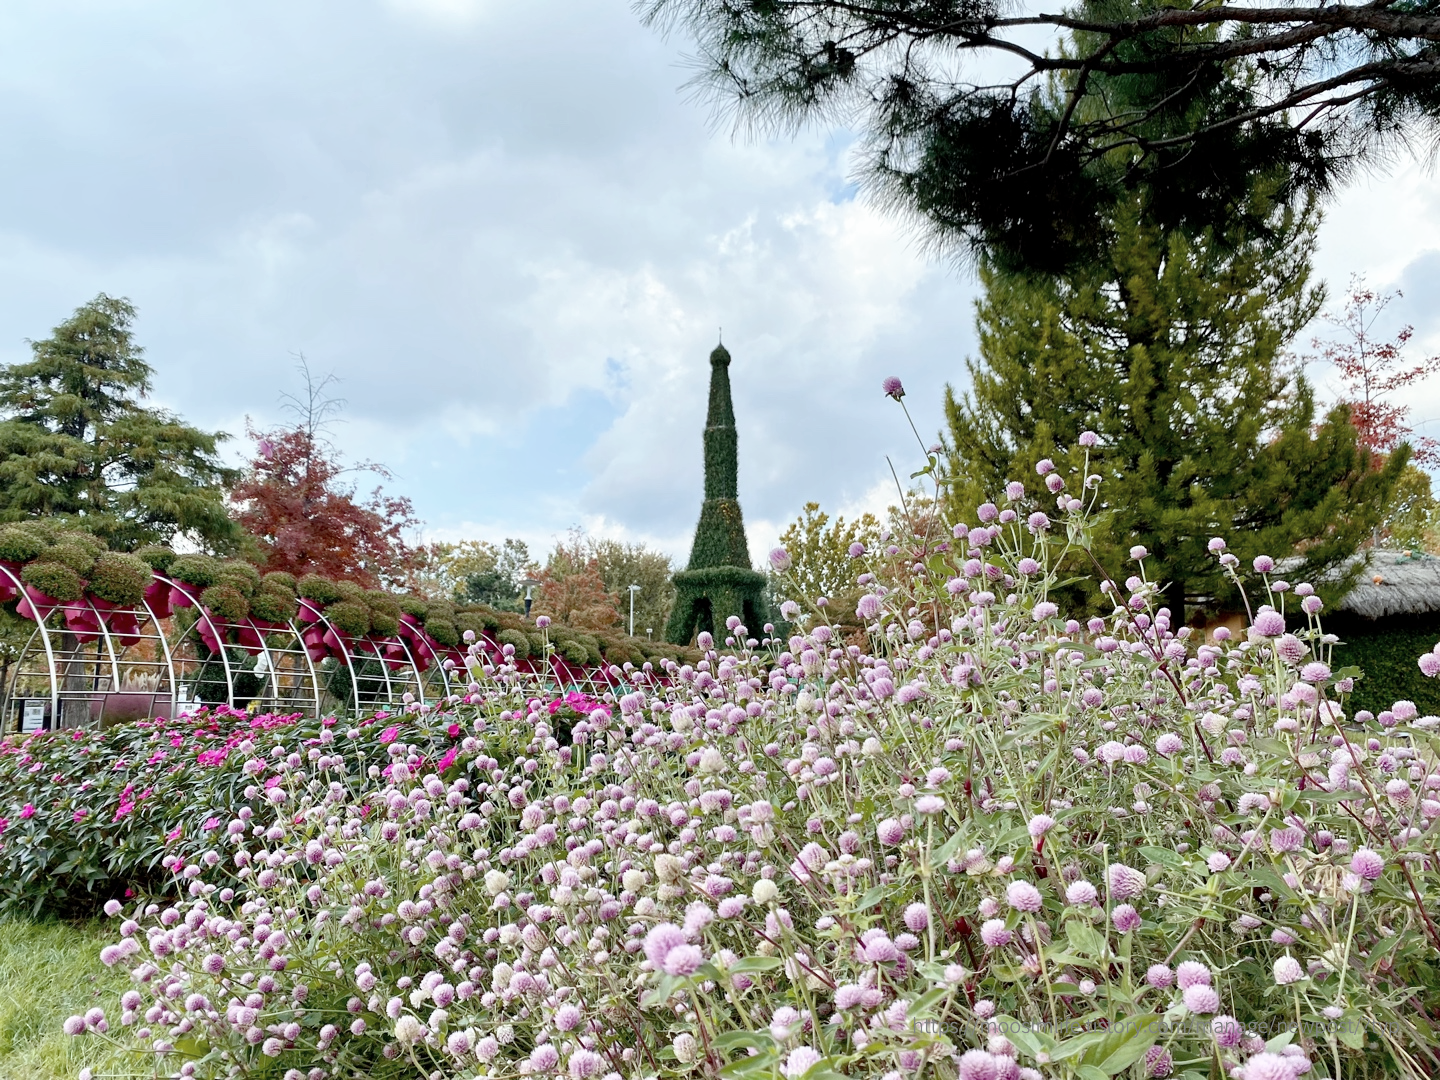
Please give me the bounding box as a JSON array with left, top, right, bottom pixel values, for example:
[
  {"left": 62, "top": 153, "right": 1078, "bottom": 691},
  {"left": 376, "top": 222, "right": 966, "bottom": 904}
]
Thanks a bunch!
[
  {"left": 1313, "top": 278, "right": 1440, "bottom": 464},
  {"left": 229, "top": 366, "right": 418, "bottom": 588}
]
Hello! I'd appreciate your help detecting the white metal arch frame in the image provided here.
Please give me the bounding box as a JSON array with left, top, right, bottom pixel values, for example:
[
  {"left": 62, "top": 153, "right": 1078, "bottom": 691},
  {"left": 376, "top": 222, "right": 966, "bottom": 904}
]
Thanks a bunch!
[{"left": 2, "top": 567, "right": 615, "bottom": 730}]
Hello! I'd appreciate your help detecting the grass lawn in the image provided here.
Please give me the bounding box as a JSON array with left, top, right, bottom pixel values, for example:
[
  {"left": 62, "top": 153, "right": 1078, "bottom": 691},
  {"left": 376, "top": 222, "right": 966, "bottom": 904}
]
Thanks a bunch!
[{"left": 0, "top": 917, "right": 132, "bottom": 1079}]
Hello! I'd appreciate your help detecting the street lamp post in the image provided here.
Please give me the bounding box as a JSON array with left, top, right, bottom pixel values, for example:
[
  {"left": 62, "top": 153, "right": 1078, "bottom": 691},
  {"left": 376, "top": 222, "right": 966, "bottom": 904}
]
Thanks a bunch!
[
  {"left": 627, "top": 584, "right": 641, "bottom": 637},
  {"left": 520, "top": 577, "right": 542, "bottom": 618}
]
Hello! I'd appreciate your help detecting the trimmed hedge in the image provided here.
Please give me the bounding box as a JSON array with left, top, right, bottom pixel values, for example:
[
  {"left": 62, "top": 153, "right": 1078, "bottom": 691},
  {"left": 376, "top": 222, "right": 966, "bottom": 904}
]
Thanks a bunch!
[{"left": 1329, "top": 609, "right": 1440, "bottom": 718}]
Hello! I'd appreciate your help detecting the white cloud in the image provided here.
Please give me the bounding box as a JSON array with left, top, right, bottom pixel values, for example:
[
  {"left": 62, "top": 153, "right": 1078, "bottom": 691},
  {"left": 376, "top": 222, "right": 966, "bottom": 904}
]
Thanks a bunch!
[{"left": 0, "top": 0, "right": 1434, "bottom": 566}]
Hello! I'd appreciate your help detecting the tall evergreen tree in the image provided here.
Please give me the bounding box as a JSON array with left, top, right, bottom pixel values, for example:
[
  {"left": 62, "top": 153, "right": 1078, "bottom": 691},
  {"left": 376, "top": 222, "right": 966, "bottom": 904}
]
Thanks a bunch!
[
  {"left": 944, "top": 195, "right": 1405, "bottom": 623},
  {"left": 0, "top": 294, "right": 238, "bottom": 551}
]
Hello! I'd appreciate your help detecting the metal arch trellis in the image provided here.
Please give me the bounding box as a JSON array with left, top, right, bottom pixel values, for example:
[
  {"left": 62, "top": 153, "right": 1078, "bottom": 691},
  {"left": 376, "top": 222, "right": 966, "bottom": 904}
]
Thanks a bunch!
[{"left": 1, "top": 570, "right": 441, "bottom": 731}]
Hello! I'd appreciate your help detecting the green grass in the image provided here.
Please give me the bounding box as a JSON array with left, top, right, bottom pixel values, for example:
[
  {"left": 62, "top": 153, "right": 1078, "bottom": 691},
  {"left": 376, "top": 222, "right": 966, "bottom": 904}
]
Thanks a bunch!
[{"left": 0, "top": 917, "right": 132, "bottom": 1079}]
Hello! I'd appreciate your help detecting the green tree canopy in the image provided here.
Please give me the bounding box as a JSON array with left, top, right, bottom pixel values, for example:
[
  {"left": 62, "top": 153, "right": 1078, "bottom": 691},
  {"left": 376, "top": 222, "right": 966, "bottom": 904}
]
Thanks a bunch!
[
  {"left": 772, "top": 501, "right": 880, "bottom": 608},
  {"left": 0, "top": 295, "right": 238, "bottom": 551},
  {"left": 640, "top": 0, "right": 1438, "bottom": 273},
  {"left": 944, "top": 194, "right": 1405, "bottom": 623}
]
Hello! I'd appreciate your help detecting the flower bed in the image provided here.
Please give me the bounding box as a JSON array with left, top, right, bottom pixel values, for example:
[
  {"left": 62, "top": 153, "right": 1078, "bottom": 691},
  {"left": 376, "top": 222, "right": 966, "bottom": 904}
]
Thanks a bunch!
[{"left": 16, "top": 451, "right": 1440, "bottom": 1079}]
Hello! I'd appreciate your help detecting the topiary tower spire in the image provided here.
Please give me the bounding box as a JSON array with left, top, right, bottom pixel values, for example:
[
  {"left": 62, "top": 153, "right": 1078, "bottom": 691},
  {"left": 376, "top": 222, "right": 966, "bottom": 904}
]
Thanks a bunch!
[{"left": 665, "top": 343, "right": 766, "bottom": 644}]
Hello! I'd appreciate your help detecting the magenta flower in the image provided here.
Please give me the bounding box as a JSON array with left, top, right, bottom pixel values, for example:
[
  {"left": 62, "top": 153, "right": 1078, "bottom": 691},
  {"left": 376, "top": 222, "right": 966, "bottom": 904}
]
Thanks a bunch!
[
  {"left": 1006, "top": 881, "right": 1043, "bottom": 913},
  {"left": 1182, "top": 984, "right": 1220, "bottom": 1014},
  {"left": 1111, "top": 904, "right": 1141, "bottom": 932},
  {"left": 1252, "top": 610, "right": 1286, "bottom": 637},
  {"left": 1351, "top": 848, "right": 1385, "bottom": 880},
  {"left": 882, "top": 376, "right": 905, "bottom": 400}
]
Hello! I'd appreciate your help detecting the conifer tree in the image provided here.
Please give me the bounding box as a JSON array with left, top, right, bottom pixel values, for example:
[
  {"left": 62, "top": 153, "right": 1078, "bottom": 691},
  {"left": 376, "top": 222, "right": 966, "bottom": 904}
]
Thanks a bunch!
[
  {"left": 0, "top": 294, "right": 238, "bottom": 551},
  {"left": 944, "top": 195, "right": 1405, "bottom": 623}
]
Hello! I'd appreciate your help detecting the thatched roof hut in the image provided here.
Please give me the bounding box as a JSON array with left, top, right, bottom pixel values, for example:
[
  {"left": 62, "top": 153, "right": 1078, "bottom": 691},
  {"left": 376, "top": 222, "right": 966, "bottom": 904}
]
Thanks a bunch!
[{"left": 1331, "top": 549, "right": 1440, "bottom": 619}]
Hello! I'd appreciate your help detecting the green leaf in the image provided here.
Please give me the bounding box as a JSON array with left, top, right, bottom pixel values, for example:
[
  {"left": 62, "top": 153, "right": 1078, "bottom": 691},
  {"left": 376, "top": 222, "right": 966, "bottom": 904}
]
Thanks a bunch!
[
  {"left": 1076, "top": 1066, "right": 1110, "bottom": 1080},
  {"left": 855, "top": 884, "right": 888, "bottom": 911},
  {"left": 1065, "top": 920, "right": 1107, "bottom": 959},
  {"left": 1137, "top": 845, "right": 1185, "bottom": 868},
  {"left": 728, "top": 955, "right": 783, "bottom": 974},
  {"left": 714, "top": 1031, "right": 774, "bottom": 1052}
]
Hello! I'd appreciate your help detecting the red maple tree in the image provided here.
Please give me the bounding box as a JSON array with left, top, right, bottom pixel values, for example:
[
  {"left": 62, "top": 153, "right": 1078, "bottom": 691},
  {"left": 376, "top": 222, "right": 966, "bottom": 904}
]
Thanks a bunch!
[
  {"left": 1314, "top": 278, "right": 1440, "bottom": 465},
  {"left": 229, "top": 365, "right": 419, "bottom": 588}
]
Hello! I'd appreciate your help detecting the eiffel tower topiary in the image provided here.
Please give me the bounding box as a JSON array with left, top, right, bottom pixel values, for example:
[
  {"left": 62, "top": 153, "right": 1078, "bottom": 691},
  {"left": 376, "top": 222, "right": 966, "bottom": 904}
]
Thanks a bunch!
[{"left": 664, "top": 342, "right": 767, "bottom": 644}]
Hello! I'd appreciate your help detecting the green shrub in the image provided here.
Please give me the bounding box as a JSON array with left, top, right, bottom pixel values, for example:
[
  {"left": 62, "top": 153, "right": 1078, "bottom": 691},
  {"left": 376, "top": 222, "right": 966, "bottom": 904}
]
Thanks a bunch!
[
  {"left": 199, "top": 584, "right": 249, "bottom": 622},
  {"left": 215, "top": 561, "right": 260, "bottom": 596},
  {"left": 249, "top": 587, "right": 297, "bottom": 624},
  {"left": 86, "top": 553, "right": 152, "bottom": 606},
  {"left": 261, "top": 570, "right": 297, "bottom": 592},
  {"left": 332, "top": 581, "right": 365, "bottom": 603},
  {"left": 497, "top": 628, "right": 530, "bottom": 657},
  {"left": 1331, "top": 610, "right": 1440, "bottom": 718},
  {"left": 325, "top": 600, "right": 371, "bottom": 637},
  {"left": 297, "top": 575, "right": 343, "bottom": 604},
  {"left": 368, "top": 608, "right": 399, "bottom": 636},
  {"left": 167, "top": 554, "right": 220, "bottom": 588},
  {"left": 19, "top": 562, "right": 83, "bottom": 602},
  {"left": 133, "top": 544, "right": 176, "bottom": 572},
  {"left": 0, "top": 527, "right": 46, "bottom": 564},
  {"left": 396, "top": 597, "right": 428, "bottom": 619},
  {"left": 45, "top": 541, "right": 97, "bottom": 577},
  {"left": 426, "top": 618, "right": 459, "bottom": 647}
]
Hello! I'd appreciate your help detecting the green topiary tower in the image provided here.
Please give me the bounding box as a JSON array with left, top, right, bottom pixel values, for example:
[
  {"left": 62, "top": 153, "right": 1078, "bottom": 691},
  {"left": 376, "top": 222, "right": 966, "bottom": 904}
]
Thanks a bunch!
[{"left": 665, "top": 343, "right": 767, "bottom": 644}]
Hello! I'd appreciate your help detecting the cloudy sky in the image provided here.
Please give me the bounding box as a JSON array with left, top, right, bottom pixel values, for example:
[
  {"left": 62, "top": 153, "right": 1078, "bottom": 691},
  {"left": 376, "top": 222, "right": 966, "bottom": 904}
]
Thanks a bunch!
[{"left": 0, "top": 1, "right": 1436, "bottom": 566}]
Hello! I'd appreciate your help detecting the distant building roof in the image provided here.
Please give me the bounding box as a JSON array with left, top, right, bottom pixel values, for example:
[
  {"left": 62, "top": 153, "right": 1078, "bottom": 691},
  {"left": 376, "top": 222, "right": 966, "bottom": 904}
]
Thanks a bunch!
[{"left": 1333, "top": 549, "right": 1440, "bottom": 620}]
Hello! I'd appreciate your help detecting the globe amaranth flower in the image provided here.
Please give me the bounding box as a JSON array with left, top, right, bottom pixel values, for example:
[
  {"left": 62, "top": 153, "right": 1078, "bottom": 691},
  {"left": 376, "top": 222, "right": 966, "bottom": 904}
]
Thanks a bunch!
[
  {"left": 903, "top": 903, "right": 930, "bottom": 932},
  {"left": 784, "top": 1046, "right": 822, "bottom": 1078},
  {"left": 769, "top": 547, "right": 792, "bottom": 572},
  {"left": 1243, "top": 1053, "right": 1299, "bottom": 1080},
  {"left": 1065, "top": 880, "right": 1097, "bottom": 906},
  {"left": 1107, "top": 862, "right": 1147, "bottom": 899},
  {"left": 882, "top": 376, "right": 905, "bottom": 400},
  {"left": 1182, "top": 984, "right": 1221, "bottom": 1014},
  {"left": 1252, "top": 609, "right": 1286, "bottom": 637},
  {"left": 1350, "top": 848, "right": 1385, "bottom": 880},
  {"left": 1210, "top": 1015, "right": 1243, "bottom": 1048},
  {"left": 1176, "top": 961, "right": 1212, "bottom": 989},
  {"left": 979, "top": 919, "right": 1013, "bottom": 948},
  {"left": 1111, "top": 904, "right": 1141, "bottom": 932},
  {"left": 1156, "top": 733, "right": 1183, "bottom": 757},
  {"left": 958, "top": 1049, "right": 1000, "bottom": 1080},
  {"left": 1006, "top": 881, "right": 1043, "bottom": 913},
  {"left": 1145, "top": 964, "right": 1174, "bottom": 989},
  {"left": 642, "top": 923, "right": 687, "bottom": 970},
  {"left": 1273, "top": 955, "right": 1305, "bottom": 985}
]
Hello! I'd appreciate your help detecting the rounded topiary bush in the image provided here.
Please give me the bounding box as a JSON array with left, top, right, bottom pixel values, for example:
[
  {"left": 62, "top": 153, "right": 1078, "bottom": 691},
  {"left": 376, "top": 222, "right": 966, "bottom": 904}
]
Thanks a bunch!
[
  {"left": 134, "top": 544, "right": 176, "bottom": 572},
  {"left": 368, "top": 608, "right": 399, "bottom": 637},
  {"left": 87, "top": 552, "right": 153, "bottom": 606},
  {"left": 425, "top": 618, "right": 458, "bottom": 647},
  {"left": 249, "top": 587, "right": 297, "bottom": 624},
  {"left": 216, "top": 561, "right": 260, "bottom": 596},
  {"left": 261, "top": 570, "right": 297, "bottom": 592},
  {"left": 168, "top": 554, "right": 220, "bottom": 588},
  {"left": 21, "top": 561, "right": 85, "bottom": 601},
  {"left": 332, "top": 581, "right": 365, "bottom": 604},
  {"left": 297, "top": 575, "right": 343, "bottom": 604},
  {"left": 0, "top": 526, "right": 47, "bottom": 564},
  {"left": 324, "top": 600, "right": 371, "bottom": 637},
  {"left": 397, "top": 597, "right": 428, "bottom": 619},
  {"left": 46, "top": 540, "right": 98, "bottom": 577},
  {"left": 558, "top": 639, "right": 589, "bottom": 665},
  {"left": 199, "top": 584, "right": 249, "bottom": 622},
  {"left": 497, "top": 627, "right": 530, "bottom": 657}
]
